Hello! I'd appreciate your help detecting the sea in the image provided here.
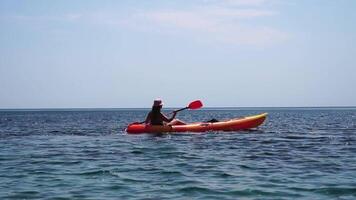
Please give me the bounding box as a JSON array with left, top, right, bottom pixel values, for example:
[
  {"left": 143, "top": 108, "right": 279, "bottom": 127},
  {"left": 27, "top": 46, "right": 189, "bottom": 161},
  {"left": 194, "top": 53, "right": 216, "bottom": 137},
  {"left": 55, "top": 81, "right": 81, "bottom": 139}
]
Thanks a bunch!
[{"left": 0, "top": 108, "right": 355, "bottom": 200}]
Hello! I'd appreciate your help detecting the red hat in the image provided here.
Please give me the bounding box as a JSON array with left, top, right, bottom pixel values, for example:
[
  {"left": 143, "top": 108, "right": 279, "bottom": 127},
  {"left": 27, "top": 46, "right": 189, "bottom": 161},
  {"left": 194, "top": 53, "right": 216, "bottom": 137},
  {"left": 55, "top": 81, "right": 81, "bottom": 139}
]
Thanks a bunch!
[{"left": 153, "top": 99, "right": 163, "bottom": 107}]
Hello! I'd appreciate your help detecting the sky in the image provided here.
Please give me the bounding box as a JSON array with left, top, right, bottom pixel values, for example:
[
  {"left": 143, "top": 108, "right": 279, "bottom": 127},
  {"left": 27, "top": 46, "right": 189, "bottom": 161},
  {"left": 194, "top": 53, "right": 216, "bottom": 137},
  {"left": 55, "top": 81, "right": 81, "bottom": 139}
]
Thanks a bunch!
[{"left": 0, "top": 0, "right": 356, "bottom": 108}]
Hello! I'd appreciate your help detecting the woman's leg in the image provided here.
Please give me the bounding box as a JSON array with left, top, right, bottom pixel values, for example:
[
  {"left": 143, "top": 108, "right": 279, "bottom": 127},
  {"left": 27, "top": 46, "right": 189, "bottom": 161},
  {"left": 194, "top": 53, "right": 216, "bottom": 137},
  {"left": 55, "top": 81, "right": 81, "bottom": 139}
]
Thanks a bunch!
[{"left": 167, "top": 119, "right": 186, "bottom": 126}]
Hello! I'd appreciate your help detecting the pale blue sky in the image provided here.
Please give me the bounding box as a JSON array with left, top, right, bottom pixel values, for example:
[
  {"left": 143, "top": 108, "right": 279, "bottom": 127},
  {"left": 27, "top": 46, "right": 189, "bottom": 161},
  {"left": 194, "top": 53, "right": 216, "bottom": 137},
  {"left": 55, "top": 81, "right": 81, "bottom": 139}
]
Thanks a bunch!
[{"left": 1, "top": 0, "right": 355, "bottom": 108}]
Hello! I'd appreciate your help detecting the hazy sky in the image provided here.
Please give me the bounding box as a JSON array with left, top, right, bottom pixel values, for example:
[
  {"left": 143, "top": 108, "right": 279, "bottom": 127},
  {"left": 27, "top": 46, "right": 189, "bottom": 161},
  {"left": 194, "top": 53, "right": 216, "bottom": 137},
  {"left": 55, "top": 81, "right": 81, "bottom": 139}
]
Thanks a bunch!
[{"left": 1, "top": 0, "right": 355, "bottom": 108}]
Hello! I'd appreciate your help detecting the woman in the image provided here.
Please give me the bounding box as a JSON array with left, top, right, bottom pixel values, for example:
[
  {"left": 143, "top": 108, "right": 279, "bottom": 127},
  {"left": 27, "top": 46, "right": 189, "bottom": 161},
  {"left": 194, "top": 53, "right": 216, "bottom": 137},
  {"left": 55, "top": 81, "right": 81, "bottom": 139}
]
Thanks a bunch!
[{"left": 144, "top": 99, "right": 186, "bottom": 126}]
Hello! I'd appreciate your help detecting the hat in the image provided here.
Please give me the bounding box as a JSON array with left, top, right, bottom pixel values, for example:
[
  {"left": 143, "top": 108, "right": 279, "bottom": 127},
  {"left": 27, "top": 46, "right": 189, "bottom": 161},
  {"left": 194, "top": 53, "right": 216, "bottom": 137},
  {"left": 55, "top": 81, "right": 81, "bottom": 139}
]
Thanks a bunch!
[{"left": 153, "top": 99, "right": 163, "bottom": 107}]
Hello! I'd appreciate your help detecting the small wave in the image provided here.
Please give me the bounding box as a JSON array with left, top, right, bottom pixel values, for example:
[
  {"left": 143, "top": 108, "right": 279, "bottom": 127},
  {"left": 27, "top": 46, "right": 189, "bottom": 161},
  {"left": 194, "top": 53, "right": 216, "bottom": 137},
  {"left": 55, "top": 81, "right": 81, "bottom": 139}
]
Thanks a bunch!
[
  {"left": 130, "top": 149, "right": 144, "bottom": 154},
  {"left": 74, "top": 170, "right": 110, "bottom": 176},
  {"left": 313, "top": 187, "right": 356, "bottom": 196},
  {"left": 178, "top": 186, "right": 219, "bottom": 194},
  {"left": 225, "top": 189, "right": 303, "bottom": 198},
  {"left": 160, "top": 170, "right": 184, "bottom": 176},
  {"left": 5, "top": 191, "right": 40, "bottom": 199}
]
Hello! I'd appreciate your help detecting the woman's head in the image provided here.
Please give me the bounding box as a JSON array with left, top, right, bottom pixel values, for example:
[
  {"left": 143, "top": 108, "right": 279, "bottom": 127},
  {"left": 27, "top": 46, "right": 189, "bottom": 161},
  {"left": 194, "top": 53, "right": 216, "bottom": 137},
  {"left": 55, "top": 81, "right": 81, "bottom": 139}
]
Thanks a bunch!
[
  {"left": 152, "top": 99, "right": 163, "bottom": 112},
  {"left": 153, "top": 99, "right": 163, "bottom": 107}
]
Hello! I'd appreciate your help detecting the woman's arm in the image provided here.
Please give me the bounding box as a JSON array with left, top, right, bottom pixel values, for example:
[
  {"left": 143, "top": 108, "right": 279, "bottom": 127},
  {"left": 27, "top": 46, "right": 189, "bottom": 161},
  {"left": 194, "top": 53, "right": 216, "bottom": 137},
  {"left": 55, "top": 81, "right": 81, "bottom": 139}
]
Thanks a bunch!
[
  {"left": 144, "top": 112, "right": 152, "bottom": 124},
  {"left": 161, "top": 111, "right": 177, "bottom": 122}
]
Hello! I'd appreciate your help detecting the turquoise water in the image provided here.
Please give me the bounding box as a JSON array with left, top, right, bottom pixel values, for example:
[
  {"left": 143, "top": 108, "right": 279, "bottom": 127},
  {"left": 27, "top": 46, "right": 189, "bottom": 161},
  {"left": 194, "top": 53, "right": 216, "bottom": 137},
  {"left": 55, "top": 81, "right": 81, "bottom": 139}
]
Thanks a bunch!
[{"left": 0, "top": 108, "right": 356, "bottom": 199}]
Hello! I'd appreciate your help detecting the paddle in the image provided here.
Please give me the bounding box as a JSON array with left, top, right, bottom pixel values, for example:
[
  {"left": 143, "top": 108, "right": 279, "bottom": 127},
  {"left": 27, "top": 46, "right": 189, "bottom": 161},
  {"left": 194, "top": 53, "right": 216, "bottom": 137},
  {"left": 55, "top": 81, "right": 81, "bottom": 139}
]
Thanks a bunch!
[
  {"left": 173, "top": 100, "right": 203, "bottom": 113},
  {"left": 130, "top": 100, "right": 203, "bottom": 125}
]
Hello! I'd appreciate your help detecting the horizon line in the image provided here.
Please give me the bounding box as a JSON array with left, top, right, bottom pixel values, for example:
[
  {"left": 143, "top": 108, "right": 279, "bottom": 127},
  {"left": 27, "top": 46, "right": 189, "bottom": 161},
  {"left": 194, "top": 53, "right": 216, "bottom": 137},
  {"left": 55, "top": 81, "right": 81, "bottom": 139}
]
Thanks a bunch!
[{"left": 0, "top": 106, "right": 356, "bottom": 111}]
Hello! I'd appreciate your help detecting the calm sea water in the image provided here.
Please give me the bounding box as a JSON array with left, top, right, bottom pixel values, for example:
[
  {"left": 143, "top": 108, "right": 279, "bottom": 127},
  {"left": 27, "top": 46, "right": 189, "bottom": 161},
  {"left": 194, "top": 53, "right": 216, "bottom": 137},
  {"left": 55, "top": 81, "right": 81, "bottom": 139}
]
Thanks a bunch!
[{"left": 0, "top": 108, "right": 355, "bottom": 199}]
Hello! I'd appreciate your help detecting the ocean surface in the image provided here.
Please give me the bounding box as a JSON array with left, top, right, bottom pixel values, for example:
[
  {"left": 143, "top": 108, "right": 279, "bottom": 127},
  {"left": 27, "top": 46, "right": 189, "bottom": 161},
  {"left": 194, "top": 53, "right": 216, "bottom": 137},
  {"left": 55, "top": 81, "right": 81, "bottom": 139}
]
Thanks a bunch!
[{"left": 0, "top": 108, "right": 356, "bottom": 199}]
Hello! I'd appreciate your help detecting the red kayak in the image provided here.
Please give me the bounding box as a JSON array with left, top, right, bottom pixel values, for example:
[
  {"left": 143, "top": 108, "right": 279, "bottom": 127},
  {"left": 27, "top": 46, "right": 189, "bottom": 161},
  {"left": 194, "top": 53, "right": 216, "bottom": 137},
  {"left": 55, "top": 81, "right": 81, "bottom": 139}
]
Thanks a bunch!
[{"left": 126, "top": 113, "right": 267, "bottom": 134}]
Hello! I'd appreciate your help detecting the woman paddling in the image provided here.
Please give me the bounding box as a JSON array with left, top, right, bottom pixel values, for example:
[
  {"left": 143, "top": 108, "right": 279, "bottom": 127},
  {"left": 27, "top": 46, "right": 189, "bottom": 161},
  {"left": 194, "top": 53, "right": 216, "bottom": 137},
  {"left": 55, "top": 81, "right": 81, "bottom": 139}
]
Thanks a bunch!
[{"left": 144, "top": 99, "right": 186, "bottom": 126}]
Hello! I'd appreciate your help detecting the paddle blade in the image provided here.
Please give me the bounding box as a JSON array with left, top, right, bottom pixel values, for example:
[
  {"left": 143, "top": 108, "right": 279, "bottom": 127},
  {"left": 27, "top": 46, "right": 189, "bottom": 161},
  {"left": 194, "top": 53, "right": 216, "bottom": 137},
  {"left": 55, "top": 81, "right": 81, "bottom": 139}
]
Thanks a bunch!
[{"left": 188, "top": 100, "right": 203, "bottom": 110}]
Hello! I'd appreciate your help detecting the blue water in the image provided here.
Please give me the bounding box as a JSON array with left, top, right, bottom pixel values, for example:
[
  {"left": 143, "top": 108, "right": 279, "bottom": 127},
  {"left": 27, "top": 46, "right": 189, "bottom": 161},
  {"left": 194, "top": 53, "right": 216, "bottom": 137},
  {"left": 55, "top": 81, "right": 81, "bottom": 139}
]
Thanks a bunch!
[{"left": 1, "top": 108, "right": 356, "bottom": 199}]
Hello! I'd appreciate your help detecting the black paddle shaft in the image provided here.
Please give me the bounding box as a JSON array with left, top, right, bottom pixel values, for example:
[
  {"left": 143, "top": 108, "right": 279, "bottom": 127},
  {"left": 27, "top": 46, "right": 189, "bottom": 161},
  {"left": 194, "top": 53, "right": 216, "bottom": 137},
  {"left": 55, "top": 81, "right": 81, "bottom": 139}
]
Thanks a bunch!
[{"left": 175, "top": 107, "right": 188, "bottom": 112}]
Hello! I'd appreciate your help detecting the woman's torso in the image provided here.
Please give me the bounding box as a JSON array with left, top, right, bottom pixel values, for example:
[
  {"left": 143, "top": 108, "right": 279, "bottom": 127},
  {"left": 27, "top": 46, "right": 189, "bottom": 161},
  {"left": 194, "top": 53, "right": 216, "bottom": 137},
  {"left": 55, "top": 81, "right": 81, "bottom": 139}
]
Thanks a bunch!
[{"left": 150, "top": 112, "right": 164, "bottom": 125}]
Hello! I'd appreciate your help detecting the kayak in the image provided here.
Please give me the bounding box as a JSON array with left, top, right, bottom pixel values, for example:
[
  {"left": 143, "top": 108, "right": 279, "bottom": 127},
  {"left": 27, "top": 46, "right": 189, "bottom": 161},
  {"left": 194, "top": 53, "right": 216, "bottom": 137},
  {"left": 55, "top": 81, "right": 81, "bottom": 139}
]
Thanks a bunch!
[{"left": 126, "top": 113, "right": 267, "bottom": 134}]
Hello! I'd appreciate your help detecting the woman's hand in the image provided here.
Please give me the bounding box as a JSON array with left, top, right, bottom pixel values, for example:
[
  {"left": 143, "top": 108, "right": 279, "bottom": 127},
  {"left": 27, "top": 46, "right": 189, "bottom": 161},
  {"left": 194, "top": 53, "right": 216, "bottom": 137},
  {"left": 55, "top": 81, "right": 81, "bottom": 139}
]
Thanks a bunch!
[{"left": 168, "top": 110, "right": 178, "bottom": 122}]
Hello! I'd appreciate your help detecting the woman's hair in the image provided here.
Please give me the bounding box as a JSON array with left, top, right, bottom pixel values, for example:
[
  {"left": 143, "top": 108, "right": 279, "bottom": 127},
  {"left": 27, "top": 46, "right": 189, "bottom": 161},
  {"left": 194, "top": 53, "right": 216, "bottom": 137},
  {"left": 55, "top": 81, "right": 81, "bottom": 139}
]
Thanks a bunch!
[
  {"left": 151, "top": 106, "right": 161, "bottom": 117},
  {"left": 152, "top": 106, "right": 162, "bottom": 114}
]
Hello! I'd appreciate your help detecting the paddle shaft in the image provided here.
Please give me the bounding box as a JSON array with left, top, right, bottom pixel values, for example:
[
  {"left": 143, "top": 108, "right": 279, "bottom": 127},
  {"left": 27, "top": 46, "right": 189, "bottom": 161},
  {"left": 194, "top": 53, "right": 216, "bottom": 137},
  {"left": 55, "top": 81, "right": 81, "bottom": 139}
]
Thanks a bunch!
[
  {"left": 168, "top": 107, "right": 187, "bottom": 115},
  {"left": 175, "top": 107, "right": 188, "bottom": 113}
]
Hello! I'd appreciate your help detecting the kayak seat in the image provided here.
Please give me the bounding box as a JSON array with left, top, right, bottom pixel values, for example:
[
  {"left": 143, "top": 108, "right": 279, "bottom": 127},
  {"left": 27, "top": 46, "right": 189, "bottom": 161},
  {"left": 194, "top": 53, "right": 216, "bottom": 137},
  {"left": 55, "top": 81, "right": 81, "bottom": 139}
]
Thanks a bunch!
[{"left": 206, "top": 118, "right": 219, "bottom": 123}]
